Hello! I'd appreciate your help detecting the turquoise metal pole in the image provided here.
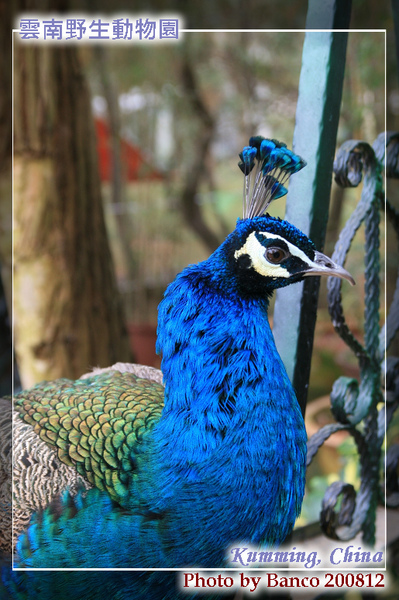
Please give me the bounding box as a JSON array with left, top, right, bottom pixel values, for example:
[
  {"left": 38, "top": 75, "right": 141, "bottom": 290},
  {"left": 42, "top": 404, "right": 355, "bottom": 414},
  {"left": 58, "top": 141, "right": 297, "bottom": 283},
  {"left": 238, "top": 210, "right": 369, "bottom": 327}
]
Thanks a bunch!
[
  {"left": 273, "top": 30, "right": 348, "bottom": 414},
  {"left": 306, "top": 0, "right": 352, "bottom": 29}
]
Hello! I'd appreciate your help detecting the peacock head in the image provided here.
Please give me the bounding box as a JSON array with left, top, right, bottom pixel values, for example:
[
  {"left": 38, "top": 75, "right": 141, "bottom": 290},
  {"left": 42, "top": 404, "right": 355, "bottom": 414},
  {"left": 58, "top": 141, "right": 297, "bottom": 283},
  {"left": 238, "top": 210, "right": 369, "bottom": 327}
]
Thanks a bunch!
[{"left": 209, "top": 136, "right": 354, "bottom": 299}]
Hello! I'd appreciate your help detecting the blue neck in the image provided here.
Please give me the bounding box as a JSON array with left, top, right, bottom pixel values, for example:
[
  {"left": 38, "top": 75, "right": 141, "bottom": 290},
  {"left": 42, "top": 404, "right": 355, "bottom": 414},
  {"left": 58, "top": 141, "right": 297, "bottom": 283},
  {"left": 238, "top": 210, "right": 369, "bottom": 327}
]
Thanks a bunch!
[
  {"left": 155, "top": 259, "right": 302, "bottom": 463},
  {"left": 145, "top": 257, "right": 307, "bottom": 558}
]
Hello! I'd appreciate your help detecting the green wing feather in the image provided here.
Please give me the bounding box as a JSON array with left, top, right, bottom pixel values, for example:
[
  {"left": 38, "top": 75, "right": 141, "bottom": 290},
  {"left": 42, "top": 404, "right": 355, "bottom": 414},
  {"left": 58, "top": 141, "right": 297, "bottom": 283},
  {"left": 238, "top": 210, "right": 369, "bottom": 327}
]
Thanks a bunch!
[{"left": 14, "top": 371, "right": 164, "bottom": 504}]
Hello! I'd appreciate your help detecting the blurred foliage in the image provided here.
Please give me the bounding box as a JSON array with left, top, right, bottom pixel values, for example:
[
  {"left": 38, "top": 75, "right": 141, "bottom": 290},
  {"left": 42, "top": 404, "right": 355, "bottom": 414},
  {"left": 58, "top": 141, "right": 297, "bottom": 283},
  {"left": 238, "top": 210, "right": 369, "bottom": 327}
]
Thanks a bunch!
[
  {"left": 339, "top": 33, "right": 385, "bottom": 141},
  {"left": 86, "top": 32, "right": 306, "bottom": 166},
  {"left": 297, "top": 435, "right": 360, "bottom": 528},
  {"left": 85, "top": 32, "right": 311, "bottom": 325},
  {"left": 83, "top": 31, "right": 385, "bottom": 333}
]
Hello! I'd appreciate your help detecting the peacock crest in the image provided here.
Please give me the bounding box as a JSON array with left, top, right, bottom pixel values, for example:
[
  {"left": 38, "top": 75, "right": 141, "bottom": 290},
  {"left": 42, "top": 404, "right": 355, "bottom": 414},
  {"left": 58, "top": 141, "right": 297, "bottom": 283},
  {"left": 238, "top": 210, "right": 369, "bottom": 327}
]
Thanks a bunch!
[{"left": 238, "top": 136, "right": 306, "bottom": 219}]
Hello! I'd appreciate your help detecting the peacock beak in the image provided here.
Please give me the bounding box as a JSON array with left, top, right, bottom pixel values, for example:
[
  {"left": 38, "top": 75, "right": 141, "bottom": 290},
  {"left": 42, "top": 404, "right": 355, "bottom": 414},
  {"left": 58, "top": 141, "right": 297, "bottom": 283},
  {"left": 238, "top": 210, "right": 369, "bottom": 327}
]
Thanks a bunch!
[{"left": 302, "top": 251, "right": 355, "bottom": 285}]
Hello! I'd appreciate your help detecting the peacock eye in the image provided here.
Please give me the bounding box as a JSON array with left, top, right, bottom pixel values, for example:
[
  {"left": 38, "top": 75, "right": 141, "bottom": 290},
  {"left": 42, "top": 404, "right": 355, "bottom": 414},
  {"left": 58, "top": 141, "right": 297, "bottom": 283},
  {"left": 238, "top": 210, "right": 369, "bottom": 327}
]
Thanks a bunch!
[{"left": 265, "top": 246, "right": 289, "bottom": 264}]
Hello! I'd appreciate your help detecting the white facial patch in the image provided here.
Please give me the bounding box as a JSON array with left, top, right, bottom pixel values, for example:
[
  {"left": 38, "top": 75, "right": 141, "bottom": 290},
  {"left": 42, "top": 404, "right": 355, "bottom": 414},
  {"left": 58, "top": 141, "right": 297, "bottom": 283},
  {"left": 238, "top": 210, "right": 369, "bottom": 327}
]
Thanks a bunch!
[{"left": 234, "top": 231, "right": 313, "bottom": 279}]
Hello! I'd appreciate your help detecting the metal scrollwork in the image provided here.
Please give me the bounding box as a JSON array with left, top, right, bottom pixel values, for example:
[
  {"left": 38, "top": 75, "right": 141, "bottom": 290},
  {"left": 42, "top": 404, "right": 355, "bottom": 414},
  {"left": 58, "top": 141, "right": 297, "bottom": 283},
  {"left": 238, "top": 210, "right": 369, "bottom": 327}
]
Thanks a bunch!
[{"left": 307, "top": 133, "right": 399, "bottom": 545}]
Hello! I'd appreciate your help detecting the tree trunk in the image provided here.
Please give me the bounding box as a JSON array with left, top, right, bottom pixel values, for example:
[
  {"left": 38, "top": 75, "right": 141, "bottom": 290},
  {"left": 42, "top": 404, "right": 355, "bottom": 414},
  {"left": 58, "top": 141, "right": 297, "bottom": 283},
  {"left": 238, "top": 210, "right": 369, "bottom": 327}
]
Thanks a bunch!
[{"left": 14, "top": 43, "right": 132, "bottom": 388}]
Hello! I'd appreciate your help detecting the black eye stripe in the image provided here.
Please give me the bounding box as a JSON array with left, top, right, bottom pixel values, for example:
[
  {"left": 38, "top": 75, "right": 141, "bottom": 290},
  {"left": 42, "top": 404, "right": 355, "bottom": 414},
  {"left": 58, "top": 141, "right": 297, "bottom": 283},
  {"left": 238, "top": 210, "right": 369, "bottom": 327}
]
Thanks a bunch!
[{"left": 255, "top": 232, "right": 290, "bottom": 252}]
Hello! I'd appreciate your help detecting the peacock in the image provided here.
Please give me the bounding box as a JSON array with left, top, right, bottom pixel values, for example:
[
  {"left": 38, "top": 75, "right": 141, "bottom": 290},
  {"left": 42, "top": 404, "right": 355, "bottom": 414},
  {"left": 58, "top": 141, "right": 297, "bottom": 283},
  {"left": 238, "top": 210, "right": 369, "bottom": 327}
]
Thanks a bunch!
[{"left": 1, "top": 136, "right": 354, "bottom": 599}]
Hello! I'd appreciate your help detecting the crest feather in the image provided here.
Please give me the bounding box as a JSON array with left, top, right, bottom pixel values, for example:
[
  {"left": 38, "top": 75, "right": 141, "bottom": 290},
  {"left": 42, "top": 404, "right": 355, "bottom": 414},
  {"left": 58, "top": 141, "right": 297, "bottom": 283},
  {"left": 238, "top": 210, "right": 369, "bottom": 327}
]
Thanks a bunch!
[{"left": 238, "top": 136, "right": 306, "bottom": 219}]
